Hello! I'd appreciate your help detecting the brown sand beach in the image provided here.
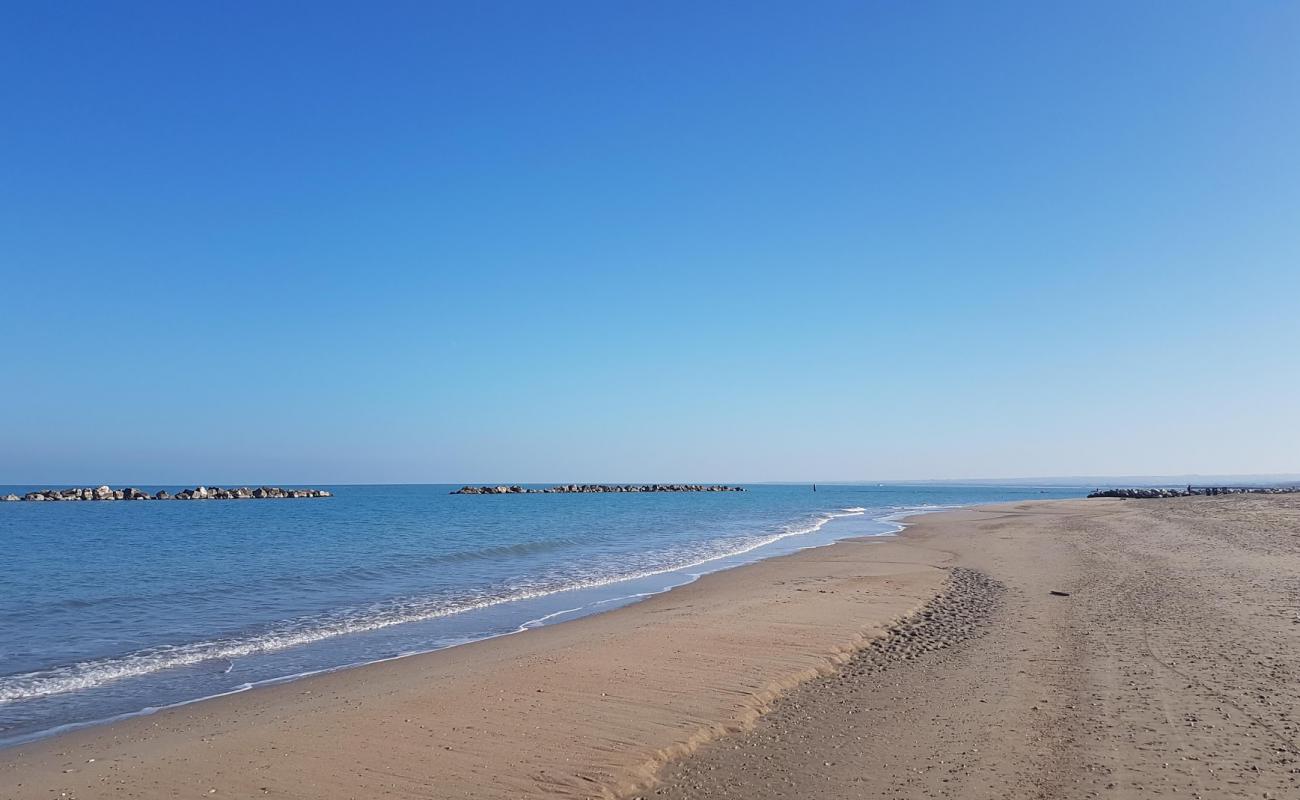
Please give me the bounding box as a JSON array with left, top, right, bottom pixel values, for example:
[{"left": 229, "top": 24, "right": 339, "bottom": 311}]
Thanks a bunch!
[{"left": 5, "top": 495, "right": 1300, "bottom": 799}]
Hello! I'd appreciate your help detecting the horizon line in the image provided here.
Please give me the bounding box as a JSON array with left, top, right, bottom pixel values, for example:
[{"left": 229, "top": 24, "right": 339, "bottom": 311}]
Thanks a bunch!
[{"left": 4, "top": 473, "right": 1300, "bottom": 489}]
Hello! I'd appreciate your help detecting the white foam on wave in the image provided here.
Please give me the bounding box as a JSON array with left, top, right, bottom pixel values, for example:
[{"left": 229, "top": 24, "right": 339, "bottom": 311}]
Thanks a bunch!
[
  {"left": 874, "top": 503, "right": 967, "bottom": 525},
  {"left": 516, "top": 606, "right": 584, "bottom": 631},
  {"left": 0, "top": 508, "right": 872, "bottom": 705}
]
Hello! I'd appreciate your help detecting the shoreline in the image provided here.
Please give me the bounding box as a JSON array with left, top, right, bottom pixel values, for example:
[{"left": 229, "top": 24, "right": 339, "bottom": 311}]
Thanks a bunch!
[
  {"left": 1, "top": 502, "right": 968, "bottom": 798},
  {"left": 1, "top": 503, "right": 951, "bottom": 750},
  {"left": 0, "top": 504, "right": 904, "bottom": 749}
]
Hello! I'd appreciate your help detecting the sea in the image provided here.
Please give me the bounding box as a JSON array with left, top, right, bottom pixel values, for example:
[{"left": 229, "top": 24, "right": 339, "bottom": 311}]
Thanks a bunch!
[{"left": 0, "top": 483, "right": 1086, "bottom": 748}]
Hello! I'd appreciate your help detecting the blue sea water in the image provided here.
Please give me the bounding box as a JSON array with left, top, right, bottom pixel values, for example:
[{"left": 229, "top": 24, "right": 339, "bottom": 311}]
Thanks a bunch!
[{"left": 0, "top": 483, "right": 1085, "bottom": 747}]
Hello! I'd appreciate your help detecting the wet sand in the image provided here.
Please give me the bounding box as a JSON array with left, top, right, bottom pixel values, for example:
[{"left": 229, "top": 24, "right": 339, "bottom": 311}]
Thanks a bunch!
[{"left": 6, "top": 496, "right": 1300, "bottom": 799}]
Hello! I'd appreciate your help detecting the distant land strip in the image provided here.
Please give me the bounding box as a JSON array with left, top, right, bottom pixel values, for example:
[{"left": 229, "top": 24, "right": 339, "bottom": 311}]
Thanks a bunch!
[
  {"left": 452, "top": 484, "right": 745, "bottom": 495},
  {"left": 2, "top": 486, "right": 332, "bottom": 502},
  {"left": 1088, "top": 485, "right": 1300, "bottom": 499}
]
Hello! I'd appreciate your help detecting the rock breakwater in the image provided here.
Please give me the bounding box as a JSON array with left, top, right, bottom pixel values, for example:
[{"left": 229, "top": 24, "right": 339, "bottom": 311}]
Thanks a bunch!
[
  {"left": 451, "top": 483, "right": 745, "bottom": 495},
  {"left": 2, "top": 486, "right": 332, "bottom": 502},
  {"left": 1088, "top": 485, "right": 1300, "bottom": 499}
]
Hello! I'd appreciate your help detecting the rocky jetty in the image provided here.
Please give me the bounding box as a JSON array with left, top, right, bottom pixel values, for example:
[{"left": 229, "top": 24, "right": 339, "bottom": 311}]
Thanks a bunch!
[
  {"left": 1088, "top": 487, "right": 1187, "bottom": 499},
  {"left": 451, "top": 484, "right": 745, "bottom": 495},
  {"left": 1088, "top": 486, "right": 1300, "bottom": 499},
  {"left": 2, "top": 486, "right": 332, "bottom": 502}
]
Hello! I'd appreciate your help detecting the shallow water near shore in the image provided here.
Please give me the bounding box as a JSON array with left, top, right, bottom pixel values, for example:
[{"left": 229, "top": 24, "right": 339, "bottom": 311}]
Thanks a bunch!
[{"left": 0, "top": 483, "right": 1084, "bottom": 747}]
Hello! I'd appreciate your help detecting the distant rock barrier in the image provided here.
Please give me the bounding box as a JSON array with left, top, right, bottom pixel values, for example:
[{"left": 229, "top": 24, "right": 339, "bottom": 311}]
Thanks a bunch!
[
  {"left": 1088, "top": 486, "right": 1300, "bottom": 499},
  {"left": 451, "top": 484, "right": 745, "bottom": 495},
  {"left": 2, "top": 486, "right": 332, "bottom": 502}
]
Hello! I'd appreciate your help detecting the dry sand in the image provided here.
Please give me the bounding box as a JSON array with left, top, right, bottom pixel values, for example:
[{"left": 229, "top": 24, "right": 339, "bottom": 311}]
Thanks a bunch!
[
  {"left": 649, "top": 495, "right": 1300, "bottom": 799},
  {"left": 5, "top": 495, "right": 1300, "bottom": 799}
]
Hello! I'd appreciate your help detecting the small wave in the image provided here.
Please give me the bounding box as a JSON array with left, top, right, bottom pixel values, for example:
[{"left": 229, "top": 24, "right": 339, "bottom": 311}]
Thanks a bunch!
[
  {"left": 840, "top": 506, "right": 867, "bottom": 513},
  {"left": 4, "top": 536, "right": 593, "bottom": 624},
  {"left": 516, "top": 606, "right": 584, "bottom": 631},
  {"left": 0, "top": 510, "right": 868, "bottom": 705},
  {"left": 874, "top": 503, "right": 966, "bottom": 524}
]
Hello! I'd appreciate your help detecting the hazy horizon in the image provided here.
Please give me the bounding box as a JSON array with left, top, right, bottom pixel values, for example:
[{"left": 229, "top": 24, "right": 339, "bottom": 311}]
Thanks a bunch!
[
  {"left": 5, "top": 474, "right": 1300, "bottom": 490},
  {"left": 3, "top": 2, "right": 1297, "bottom": 483}
]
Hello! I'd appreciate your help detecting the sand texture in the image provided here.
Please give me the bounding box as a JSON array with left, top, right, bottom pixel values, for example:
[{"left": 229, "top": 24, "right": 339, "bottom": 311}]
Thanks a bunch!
[
  {"left": 6, "top": 495, "right": 1300, "bottom": 799},
  {"left": 647, "top": 495, "right": 1300, "bottom": 799}
]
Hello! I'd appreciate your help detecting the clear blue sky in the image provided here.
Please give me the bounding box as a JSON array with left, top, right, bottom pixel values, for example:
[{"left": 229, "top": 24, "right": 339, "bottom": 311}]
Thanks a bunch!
[{"left": 2, "top": 1, "right": 1297, "bottom": 484}]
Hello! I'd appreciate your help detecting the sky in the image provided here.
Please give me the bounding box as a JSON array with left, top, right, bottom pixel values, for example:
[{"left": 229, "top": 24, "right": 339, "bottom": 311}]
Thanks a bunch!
[{"left": 2, "top": 1, "right": 1298, "bottom": 485}]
